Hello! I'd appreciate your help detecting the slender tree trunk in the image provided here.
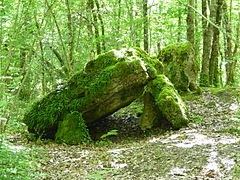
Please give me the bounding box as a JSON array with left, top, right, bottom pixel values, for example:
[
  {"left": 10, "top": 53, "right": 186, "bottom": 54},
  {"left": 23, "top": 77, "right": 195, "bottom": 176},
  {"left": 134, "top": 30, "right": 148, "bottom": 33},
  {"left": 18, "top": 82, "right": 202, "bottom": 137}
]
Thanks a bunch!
[
  {"left": 200, "top": 0, "right": 208, "bottom": 86},
  {"left": 187, "top": 0, "right": 195, "bottom": 47},
  {"left": 115, "top": 0, "right": 122, "bottom": 48},
  {"left": 125, "top": 1, "right": 139, "bottom": 47},
  {"left": 209, "top": 0, "right": 224, "bottom": 87},
  {"left": 194, "top": 0, "right": 200, "bottom": 58},
  {"left": 86, "top": 1, "right": 95, "bottom": 59},
  {"left": 200, "top": 0, "right": 216, "bottom": 86},
  {"left": 65, "top": 0, "right": 74, "bottom": 73},
  {"left": 95, "top": 0, "right": 106, "bottom": 51},
  {"left": 226, "top": 12, "right": 239, "bottom": 86},
  {"left": 117, "top": 0, "right": 122, "bottom": 34},
  {"left": 177, "top": 1, "right": 182, "bottom": 42},
  {"left": 143, "top": 0, "right": 149, "bottom": 53},
  {"left": 224, "top": 0, "right": 237, "bottom": 86},
  {"left": 87, "top": 0, "right": 101, "bottom": 54},
  {"left": 45, "top": 0, "right": 69, "bottom": 75}
]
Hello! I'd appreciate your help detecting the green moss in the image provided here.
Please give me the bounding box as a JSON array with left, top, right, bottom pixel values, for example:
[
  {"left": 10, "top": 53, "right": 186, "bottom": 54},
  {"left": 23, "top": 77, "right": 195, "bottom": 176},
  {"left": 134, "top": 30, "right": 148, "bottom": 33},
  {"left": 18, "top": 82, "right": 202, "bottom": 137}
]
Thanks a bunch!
[
  {"left": 22, "top": 89, "right": 72, "bottom": 139},
  {"left": 55, "top": 111, "right": 91, "bottom": 145},
  {"left": 189, "top": 115, "right": 205, "bottom": 124},
  {"left": 157, "top": 42, "right": 199, "bottom": 92},
  {"left": 181, "top": 92, "right": 204, "bottom": 103},
  {"left": 134, "top": 47, "right": 164, "bottom": 79},
  {"left": 209, "top": 87, "right": 239, "bottom": 96},
  {"left": 147, "top": 75, "right": 189, "bottom": 129},
  {"left": 157, "top": 42, "right": 193, "bottom": 63},
  {"left": 23, "top": 48, "right": 152, "bottom": 144},
  {"left": 84, "top": 50, "right": 120, "bottom": 74},
  {"left": 140, "top": 92, "right": 162, "bottom": 130}
]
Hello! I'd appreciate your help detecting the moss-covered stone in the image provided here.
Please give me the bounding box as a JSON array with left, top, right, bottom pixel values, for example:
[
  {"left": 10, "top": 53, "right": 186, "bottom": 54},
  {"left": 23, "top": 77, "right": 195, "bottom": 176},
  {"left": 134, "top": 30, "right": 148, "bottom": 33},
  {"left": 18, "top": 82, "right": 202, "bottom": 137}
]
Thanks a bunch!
[
  {"left": 140, "top": 75, "right": 189, "bottom": 130},
  {"left": 22, "top": 48, "right": 154, "bottom": 144},
  {"left": 55, "top": 111, "right": 91, "bottom": 145},
  {"left": 157, "top": 41, "right": 200, "bottom": 92},
  {"left": 23, "top": 48, "right": 188, "bottom": 144}
]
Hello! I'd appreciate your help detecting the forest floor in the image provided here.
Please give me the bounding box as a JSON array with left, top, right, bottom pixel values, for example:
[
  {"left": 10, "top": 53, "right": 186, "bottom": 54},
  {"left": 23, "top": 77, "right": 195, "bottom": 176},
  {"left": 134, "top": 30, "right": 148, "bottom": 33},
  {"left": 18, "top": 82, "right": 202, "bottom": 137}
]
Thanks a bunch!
[{"left": 6, "top": 88, "right": 240, "bottom": 179}]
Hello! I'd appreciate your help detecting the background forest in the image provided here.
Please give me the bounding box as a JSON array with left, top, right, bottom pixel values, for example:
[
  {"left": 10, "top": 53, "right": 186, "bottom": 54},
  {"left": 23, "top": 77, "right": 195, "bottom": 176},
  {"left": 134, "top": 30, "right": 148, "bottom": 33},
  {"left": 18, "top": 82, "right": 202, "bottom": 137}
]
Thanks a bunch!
[
  {"left": 1, "top": 0, "right": 240, "bottom": 117},
  {"left": 0, "top": 0, "right": 240, "bottom": 178}
]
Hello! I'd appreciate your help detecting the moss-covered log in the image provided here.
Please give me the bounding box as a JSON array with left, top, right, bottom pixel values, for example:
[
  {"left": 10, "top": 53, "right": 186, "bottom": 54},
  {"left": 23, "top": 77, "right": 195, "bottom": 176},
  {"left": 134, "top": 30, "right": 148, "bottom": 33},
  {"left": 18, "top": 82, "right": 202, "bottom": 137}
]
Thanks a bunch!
[
  {"left": 22, "top": 48, "right": 163, "bottom": 144},
  {"left": 140, "top": 75, "right": 189, "bottom": 130},
  {"left": 157, "top": 42, "right": 200, "bottom": 92}
]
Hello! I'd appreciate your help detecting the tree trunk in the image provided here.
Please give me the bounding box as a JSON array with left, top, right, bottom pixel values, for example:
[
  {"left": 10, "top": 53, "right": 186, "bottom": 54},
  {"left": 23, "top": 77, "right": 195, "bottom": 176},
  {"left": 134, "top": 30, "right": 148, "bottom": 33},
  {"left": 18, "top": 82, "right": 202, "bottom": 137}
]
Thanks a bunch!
[
  {"left": 87, "top": 0, "right": 101, "bottom": 54},
  {"left": 177, "top": 1, "right": 182, "bottom": 42},
  {"left": 95, "top": 0, "right": 106, "bottom": 51},
  {"left": 143, "top": 0, "right": 149, "bottom": 53},
  {"left": 186, "top": 0, "right": 195, "bottom": 47},
  {"left": 194, "top": 0, "right": 201, "bottom": 61},
  {"left": 200, "top": 0, "right": 216, "bottom": 86},
  {"left": 209, "top": 0, "right": 224, "bottom": 87},
  {"left": 224, "top": 0, "right": 238, "bottom": 86},
  {"left": 86, "top": 1, "right": 95, "bottom": 59},
  {"left": 65, "top": 0, "right": 74, "bottom": 74}
]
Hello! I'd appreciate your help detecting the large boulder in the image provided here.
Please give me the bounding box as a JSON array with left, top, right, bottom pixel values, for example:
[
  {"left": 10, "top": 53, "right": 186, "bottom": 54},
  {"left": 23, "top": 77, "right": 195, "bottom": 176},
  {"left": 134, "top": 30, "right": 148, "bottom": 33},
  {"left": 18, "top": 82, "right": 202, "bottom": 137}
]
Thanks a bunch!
[
  {"left": 157, "top": 41, "right": 199, "bottom": 92},
  {"left": 22, "top": 48, "right": 163, "bottom": 144},
  {"left": 23, "top": 48, "right": 189, "bottom": 144},
  {"left": 140, "top": 75, "right": 189, "bottom": 130}
]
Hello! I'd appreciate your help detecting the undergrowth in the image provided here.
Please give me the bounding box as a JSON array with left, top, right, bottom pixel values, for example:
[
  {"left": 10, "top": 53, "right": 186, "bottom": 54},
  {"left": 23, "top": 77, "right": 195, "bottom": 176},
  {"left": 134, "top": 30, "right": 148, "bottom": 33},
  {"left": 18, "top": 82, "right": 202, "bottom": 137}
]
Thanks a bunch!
[{"left": 0, "top": 136, "right": 48, "bottom": 180}]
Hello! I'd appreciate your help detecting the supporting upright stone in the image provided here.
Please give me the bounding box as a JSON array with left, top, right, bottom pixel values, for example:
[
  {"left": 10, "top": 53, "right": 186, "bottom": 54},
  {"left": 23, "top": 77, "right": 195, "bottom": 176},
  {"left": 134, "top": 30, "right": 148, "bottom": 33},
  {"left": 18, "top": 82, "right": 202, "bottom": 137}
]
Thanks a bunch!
[{"left": 140, "top": 75, "right": 189, "bottom": 130}]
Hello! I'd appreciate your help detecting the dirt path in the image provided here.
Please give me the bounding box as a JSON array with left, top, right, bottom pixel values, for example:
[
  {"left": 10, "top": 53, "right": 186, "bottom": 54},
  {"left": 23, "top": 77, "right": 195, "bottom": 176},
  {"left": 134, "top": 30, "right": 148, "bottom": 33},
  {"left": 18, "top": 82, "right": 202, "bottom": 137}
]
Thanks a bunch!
[{"left": 36, "top": 89, "right": 240, "bottom": 179}]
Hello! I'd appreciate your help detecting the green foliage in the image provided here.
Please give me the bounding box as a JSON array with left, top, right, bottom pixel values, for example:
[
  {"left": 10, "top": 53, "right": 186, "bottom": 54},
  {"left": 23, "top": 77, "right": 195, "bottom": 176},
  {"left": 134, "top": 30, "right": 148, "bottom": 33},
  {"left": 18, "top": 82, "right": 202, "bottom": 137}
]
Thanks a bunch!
[
  {"left": 86, "top": 173, "right": 103, "bottom": 179},
  {"left": 210, "top": 88, "right": 229, "bottom": 95},
  {"left": 100, "top": 130, "right": 118, "bottom": 139},
  {"left": 94, "top": 130, "right": 119, "bottom": 146},
  {"left": 189, "top": 115, "right": 205, "bottom": 124},
  {"left": 155, "top": 148, "right": 172, "bottom": 159},
  {"left": 0, "top": 140, "right": 47, "bottom": 179}
]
